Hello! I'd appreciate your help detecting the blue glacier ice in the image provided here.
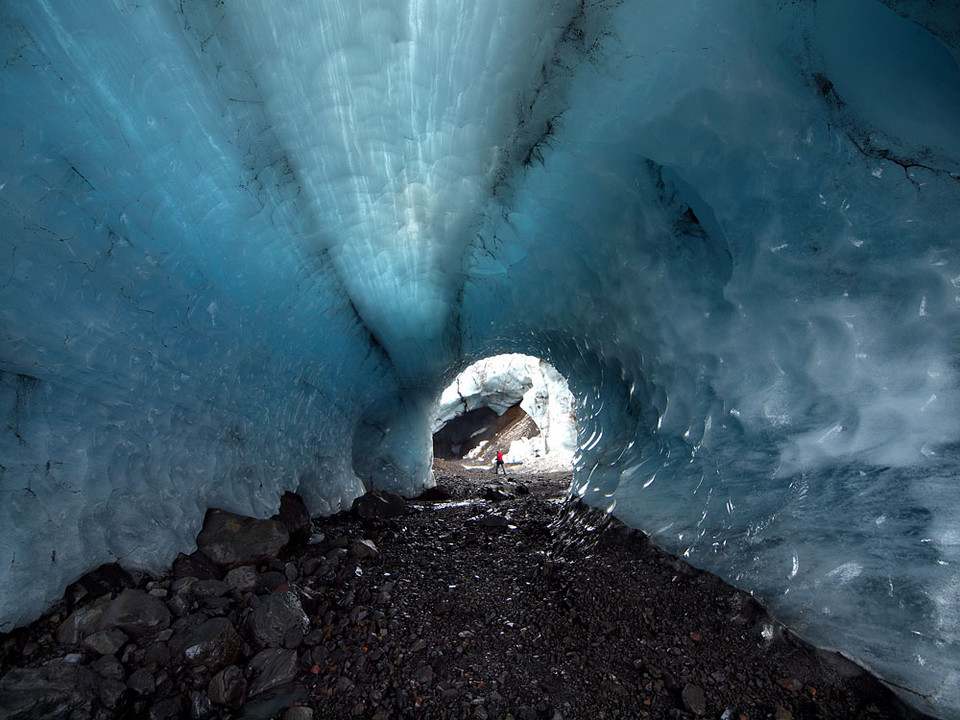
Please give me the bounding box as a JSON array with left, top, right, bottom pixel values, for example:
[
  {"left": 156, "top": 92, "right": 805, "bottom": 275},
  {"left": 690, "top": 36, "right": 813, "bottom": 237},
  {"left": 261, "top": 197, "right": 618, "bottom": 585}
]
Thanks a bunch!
[{"left": 2, "top": 0, "right": 960, "bottom": 716}]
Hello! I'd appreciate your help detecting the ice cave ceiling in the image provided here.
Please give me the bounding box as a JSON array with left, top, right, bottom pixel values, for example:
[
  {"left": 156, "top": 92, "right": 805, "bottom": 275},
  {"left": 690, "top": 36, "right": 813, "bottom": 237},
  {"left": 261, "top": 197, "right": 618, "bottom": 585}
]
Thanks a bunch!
[{"left": 2, "top": 0, "right": 960, "bottom": 716}]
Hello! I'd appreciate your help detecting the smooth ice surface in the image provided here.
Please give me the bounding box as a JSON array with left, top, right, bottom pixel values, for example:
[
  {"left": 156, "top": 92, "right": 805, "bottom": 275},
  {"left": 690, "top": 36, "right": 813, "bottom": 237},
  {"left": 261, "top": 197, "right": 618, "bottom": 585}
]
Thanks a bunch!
[
  {"left": 2, "top": 1, "right": 960, "bottom": 716},
  {"left": 434, "top": 354, "right": 576, "bottom": 470}
]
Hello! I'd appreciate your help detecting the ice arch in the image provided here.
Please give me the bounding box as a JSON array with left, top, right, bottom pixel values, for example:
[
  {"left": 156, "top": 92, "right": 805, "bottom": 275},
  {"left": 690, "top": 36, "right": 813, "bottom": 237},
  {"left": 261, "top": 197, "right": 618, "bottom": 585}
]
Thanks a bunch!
[
  {"left": 2, "top": 0, "right": 960, "bottom": 716},
  {"left": 432, "top": 354, "right": 577, "bottom": 471}
]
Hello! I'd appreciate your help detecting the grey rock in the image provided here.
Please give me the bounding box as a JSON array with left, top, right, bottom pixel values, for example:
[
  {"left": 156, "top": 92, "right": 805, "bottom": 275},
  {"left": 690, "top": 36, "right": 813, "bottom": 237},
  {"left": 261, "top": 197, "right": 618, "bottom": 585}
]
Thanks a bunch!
[
  {"left": 681, "top": 683, "right": 707, "bottom": 716},
  {"left": 481, "top": 484, "right": 512, "bottom": 501},
  {"left": 0, "top": 663, "right": 96, "bottom": 720},
  {"left": 475, "top": 513, "right": 510, "bottom": 527},
  {"left": 150, "top": 697, "right": 184, "bottom": 719},
  {"left": 353, "top": 490, "right": 408, "bottom": 518},
  {"left": 100, "top": 588, "right": 171, "bottom": 639},
  {"left": 207, "top": 665, "right": 247, "bottom": 709},
  {"left": 188, "top": 579, "right": 232, "bottom": 598},
  {"left": 247, "top": 648, "right": 299, "bottom": 697},
  {"left": 82, "top": 627, "right": 128, "bottom": 655},
  {"left": 189, "top": 690, "right": 213, "bottom": 719},
  {"left": 414, "top": 663, "right": 435, "bottom": 684},
  {"left": 56, "top": 596, "right": 111, "bottom": 644},
  {"left": 284, "top": 706, "right": 315, "bottom": 720},
  {"left": 224, "top": 565, "right": 258, "bottom": 590},
  {"left": 247, "top": 590, "right": 309, "bottom": 648},
  {"left": 96, "top": 676, "right": 126, "bottom": 709},
  {"left": 127, "top": 667, "right": 156, "bottom": 696},
  {"left": 166, "top": 593, "right": 192, "bottom": 618},
  {"left": 196, "top": 509, "right": 289, "bottom": 567},
  {"left": 170, "top": 616, "right": 243, "bottom": 669},
  {"left": 348, "top": 538, "right": 380, "bottom": 561},
  {"left": 91, "top": 654, "right": 125, "bottom": 681},
  {"left": 172, "top": 550, "right": 223, "bottom": 581}
]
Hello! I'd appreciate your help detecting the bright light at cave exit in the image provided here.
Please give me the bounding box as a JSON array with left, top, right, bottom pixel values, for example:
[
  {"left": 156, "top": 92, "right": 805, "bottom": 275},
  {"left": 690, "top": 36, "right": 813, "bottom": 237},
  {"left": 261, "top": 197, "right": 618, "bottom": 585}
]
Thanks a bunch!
[{"left": 434, "top": 354, "right": 577, "bottom": 472}]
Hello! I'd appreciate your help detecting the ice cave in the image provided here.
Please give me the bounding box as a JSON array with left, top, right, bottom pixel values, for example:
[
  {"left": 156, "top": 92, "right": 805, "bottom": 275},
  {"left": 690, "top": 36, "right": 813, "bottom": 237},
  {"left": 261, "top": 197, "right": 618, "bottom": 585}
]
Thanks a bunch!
[{"left": 1, "top": 0, "right": 959, "bottom": 716}]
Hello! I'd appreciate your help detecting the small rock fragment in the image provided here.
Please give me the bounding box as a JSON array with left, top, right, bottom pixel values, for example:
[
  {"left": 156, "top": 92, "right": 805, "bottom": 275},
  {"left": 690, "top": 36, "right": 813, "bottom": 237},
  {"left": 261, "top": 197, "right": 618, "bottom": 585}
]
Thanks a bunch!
[
  {"left": 81, "top": 628, "right": 128, "bottom": 656},
  {"left": 247, "top": 648, "right": 299, "bottom": 696},
  {"left": 207, "top": 665, "right": 247, "bottom": 709},
  {"left": 681, "top": 683, "right": 707, "bottom": 716}
]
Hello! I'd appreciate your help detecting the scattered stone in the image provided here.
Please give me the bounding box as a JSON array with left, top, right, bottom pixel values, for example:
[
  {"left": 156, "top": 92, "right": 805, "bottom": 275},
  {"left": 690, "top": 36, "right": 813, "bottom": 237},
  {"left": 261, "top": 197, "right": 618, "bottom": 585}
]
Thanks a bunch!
[
  {"left": 283, "top": 705, "right": 314, "bottom": 720},
  {"left": 224, "top": 565, "right": 259, "bottom": 590},
  {"left": 188, "top": 690, "right": 213, "bottom": 719},
  {"left": 0, "top": 470, "right": 924, "bottom": 720},
  {"left": 353, "top": 489, "right": 408, "bottom": 519},
  {"left": 172, "top": 550, "right": 222, "bottom": 581},
  {"left": 0, "top": 663, "right": 97, "bottom": 720},
  {"left": 246, "top": 590, "right": 309, "bottom": 648},
  {"left": 207, "top": 665, "right": 247, "bottom": 709},
  {"left": 127, "top": 667, "right": 156, "bottom": 696},
  {"left": 100, "top": 589, "right": 171, "bottom": 639},
  {"left": 149, "top": 697, "right": 183, "bottom": 720},
  {"left": 196, "top": 509, "right": 289, "bottom": 567},
  {"left": 170, "top": 617, "right": 243, "bottom": 669},
  {"left": 349, "top": 538, "right": 380, "bottom": 561},
  {"left": 66, "top": 563, "right": 134, "bottom": 600},
  {"left": 414, "top": 663, "right": 435, "bottom": 684},
  {"left": 247, "top": 648, "right": 299, "bottom": 696},
  {"left": 95, "top": 677, "right": 126, "bottom": 710},
  {"left": 474, "top": 513, "right": 510, "bottom": 527},
  {"left": 56, "top": 597, "right": 111, "bottom": 645},
  {"left": 777, "top": 677, "right": 802, "bottom": 693},
  {"left": 188, "top": 579, "right": 232, "bottom": 598},
  {"left": 91, "top": 655, "right": 125, "bottom": 681},
  {"left": 481, "top": 484, "right": 512, "bottom": 501},
  {"left": 82, "top": 628, "right": 128, "bottom": 656},
  {"left": 276, "top": 491, "right": 312, "bottom": 542},
  {"left": 681, "top": 682, "right": 707, "bottom": 717},
  {"left": 417, "top": 485, "right": 454, "bottom": 501}
]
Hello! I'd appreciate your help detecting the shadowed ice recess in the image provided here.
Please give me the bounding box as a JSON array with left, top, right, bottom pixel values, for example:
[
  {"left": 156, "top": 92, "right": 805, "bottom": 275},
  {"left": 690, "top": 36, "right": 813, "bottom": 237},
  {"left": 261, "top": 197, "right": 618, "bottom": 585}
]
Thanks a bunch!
[{"left": 2, "top": 0, "right": 960, "bottom": 716}]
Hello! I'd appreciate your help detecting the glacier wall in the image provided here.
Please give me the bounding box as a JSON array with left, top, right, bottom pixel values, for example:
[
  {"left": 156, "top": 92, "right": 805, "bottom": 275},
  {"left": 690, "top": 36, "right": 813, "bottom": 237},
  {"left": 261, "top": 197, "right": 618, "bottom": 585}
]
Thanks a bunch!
[{"left": 2, "top": 0, "right": 960, "bottom": 716}]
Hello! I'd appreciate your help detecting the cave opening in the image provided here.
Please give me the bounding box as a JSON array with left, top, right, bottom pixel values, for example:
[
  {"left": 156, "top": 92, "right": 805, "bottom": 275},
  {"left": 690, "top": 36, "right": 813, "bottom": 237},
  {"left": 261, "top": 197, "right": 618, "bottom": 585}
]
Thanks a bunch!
[{"left": 431, "top": 354, "right": 577, "bottom": 475}]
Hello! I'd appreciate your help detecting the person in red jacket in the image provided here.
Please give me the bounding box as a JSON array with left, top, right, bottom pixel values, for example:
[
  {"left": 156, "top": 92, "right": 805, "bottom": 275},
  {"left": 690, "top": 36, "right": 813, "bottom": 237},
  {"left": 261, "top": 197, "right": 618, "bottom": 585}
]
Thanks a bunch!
[{"left": 495, "top": 450, "right": 506, "bottom": 475}]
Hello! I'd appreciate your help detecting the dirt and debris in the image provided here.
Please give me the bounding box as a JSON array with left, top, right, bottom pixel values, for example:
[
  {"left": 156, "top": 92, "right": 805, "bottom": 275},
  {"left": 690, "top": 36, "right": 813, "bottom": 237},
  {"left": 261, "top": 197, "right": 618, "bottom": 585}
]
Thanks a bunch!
[{"left": 0, "top": 463, "right": 933, "bottom": 720}]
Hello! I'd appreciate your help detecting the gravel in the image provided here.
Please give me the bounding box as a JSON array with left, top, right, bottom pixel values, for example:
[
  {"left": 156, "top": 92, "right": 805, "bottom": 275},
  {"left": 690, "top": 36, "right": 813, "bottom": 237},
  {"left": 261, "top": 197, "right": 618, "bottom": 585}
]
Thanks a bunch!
[{"left": 0, "top": 462, "right": 934, "bottom": 720}]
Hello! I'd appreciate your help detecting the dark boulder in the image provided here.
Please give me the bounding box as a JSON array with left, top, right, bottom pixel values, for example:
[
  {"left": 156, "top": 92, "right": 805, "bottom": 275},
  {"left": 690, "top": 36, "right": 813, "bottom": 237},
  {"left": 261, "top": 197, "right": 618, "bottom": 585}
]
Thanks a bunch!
[
  {"left": 246, "top": 591, "right": 309, "bottom": 648},
  {"left": 196, "top": 509, "right": 289, "bottom": 567},
  {"left": 353, "top": 489, "right": 408, "bottom": 518},
  {"left": 275, "top": 491, "right": 312, "bottom": 543},
  {"left": 173, "top": 550, "right": 223, "bottom": 581},
  {"left": 207, "top": 665, "right": 247, "bottom": 709},
  {"left": 0, "top": 663, "right": 97, "bottom": 720},
  {"left": 100, "top": 589, "right": 171, "bottom": 639},
  {"left": 247, "top": 648, "right": 299, "bottom": 697},
  {"left": 65, "top": 563, "right": 134, "bottom": 602},
  {"left": 56, "top": 595, "right": 112, "bottom": 645},
  {"left": 169, "top": 617, "right": 243, "bottom": 669}
]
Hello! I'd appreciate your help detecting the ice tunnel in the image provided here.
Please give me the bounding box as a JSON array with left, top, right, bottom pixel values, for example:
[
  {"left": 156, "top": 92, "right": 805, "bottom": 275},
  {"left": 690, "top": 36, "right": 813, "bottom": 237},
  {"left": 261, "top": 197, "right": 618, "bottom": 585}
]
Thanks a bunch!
[
  {"left": 431, "top": 354, "right": 576, "bottom": 470},
  {"left": 2, "top": 0, "right": 960, "bottom": 716}
]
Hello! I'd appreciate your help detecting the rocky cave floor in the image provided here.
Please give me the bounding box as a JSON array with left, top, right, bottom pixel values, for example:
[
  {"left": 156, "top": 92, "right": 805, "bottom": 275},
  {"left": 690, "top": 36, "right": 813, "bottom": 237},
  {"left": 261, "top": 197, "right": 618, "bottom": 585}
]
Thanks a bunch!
[{"left": 0, "top": 461, "right": 934, "bottom": 720}]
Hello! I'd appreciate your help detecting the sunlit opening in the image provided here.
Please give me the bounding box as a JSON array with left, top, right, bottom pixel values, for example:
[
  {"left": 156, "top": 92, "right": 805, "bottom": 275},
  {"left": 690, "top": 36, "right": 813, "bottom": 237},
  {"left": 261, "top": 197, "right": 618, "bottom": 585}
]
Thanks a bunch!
[{"left": 432, "top": 354, "right": 577, "bottom": 474}]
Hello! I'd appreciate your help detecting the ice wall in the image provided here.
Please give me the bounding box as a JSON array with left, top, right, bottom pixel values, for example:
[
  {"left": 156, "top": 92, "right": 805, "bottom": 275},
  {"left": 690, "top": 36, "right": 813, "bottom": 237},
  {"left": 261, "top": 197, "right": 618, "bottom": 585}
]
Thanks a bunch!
[{"left": 2, "top": 0, "right": 960, "bottom": 716}]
